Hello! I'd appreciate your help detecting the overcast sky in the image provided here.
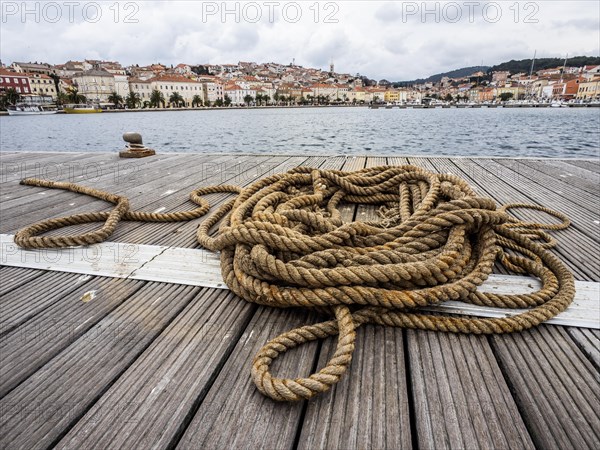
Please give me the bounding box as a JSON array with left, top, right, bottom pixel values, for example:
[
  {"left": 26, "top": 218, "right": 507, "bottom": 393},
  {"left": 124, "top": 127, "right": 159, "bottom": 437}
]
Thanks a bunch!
[{"left": 1, "top": 1, "right": 598, "bottom": 80}]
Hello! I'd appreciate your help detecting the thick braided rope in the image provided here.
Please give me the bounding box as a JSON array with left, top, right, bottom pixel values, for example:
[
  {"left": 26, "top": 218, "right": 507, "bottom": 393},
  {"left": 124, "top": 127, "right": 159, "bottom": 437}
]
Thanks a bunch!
[
  {"left": 14, "top": 165, "right": 575, "bottom": 402},
  {"left": 14, "top": 178, "right": 241, "bottom": 248}
]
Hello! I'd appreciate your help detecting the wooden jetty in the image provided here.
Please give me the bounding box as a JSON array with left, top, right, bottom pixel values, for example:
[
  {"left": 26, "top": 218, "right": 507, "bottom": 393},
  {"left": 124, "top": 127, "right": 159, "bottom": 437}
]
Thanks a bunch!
[{"left": 0, "top": 152, "right": 598, "bottom": 449}]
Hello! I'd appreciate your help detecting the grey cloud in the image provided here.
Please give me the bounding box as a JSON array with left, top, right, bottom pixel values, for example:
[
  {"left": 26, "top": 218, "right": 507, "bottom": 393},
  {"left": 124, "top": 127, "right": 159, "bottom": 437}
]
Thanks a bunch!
[
  {"left": 375, "top": 3, "right": 402, "bottom": 23},
  {"left": 0, "top": 1, "right": 597, "bottom": 81}
]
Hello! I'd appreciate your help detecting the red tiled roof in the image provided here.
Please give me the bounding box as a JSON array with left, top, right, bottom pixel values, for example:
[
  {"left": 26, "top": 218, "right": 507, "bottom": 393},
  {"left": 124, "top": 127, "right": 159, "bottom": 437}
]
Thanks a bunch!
[
  {"left": 0, "top": 69, "right": 27, "bottom": 77},
  {"left": 150, "top": 74, "right": 199, "bottom": 83},
  {"left": 129, "top": 77, "right": 151, "bottom": 83}
]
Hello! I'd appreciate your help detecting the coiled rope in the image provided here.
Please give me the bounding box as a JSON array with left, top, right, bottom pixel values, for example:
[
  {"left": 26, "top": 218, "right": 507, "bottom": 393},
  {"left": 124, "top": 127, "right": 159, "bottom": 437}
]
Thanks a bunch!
[{"left": 15, "top": 165, "right": 575, "bottom": 402}]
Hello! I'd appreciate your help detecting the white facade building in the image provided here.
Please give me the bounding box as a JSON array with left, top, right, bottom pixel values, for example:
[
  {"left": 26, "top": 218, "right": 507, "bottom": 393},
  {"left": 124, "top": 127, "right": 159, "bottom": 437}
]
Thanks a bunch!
[{"left": 71, "top": 69, "right": 116, "bottom": 102}]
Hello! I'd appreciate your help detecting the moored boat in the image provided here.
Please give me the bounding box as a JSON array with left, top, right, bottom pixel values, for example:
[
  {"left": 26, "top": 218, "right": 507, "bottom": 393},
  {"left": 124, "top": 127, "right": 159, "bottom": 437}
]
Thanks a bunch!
[
  {"left": 63, "top": 104, "right": 103, "bottom": 114},
  {"left": 7, "top": 104, "right": 58, "bottom": 116}
]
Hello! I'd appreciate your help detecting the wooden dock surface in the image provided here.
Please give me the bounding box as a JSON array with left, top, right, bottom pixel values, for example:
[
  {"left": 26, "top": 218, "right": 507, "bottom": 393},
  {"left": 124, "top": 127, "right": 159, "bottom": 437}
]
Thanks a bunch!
[{"left": 0, "top": 152, "right": 598, "bottom": 449}]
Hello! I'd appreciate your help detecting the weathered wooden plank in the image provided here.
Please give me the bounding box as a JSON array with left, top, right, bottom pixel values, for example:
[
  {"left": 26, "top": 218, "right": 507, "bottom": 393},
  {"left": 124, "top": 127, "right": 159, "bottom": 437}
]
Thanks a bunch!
[
  {"left": 472, "top": 158, "right": 598, "bottom": 240},
  {"left": 0, "top": 266, "right": 45, "bottom": 296},
  {"left": 0, "top": 153, "right": 220, "bottom": 233},
  {"left": 0, "top": 152, "right": 180, "bottom": 199},
  {"left": 490, "top": 326, "right": 600, "bottom": 449},
  {"left": 0, "top": 276, "right": 144, "bottom": 397},
  {"left": 0, "top": 282, "right": 202, "bottom": 449},
  {"left": 123, "top": 155, "right": 323, "bottom": 248},
  {"left": 56, "top": 289, "right": 255, "bottom": 450},
  {"left": 408, "top": 330, "right": 535, "bottom": 449},
  {"left": 0, "top": 271, "right": 92, "bottom": 336},
  {"left": 176, "top": 307, "right": 319, "bottom": 450},
  {"left": 493, "top": 158, "right": 599, "bottom": 215},
  {"left": 516, "top": 159, "right": 599, "bottom": 196},
  {"left": 564, "top": 159, "right": 600, "bottom": 172},
  {"left": 299, "top": 325, "right": 412, "bottom": 450},
  {"left": 112, "top": 155, "right": 303, "bottom": 248},
  {"left": 0, "top": 152, "right": 184, "bottom": 209},
  {"left": 566, "top": 327, "right": 600, "bottom": 370}
]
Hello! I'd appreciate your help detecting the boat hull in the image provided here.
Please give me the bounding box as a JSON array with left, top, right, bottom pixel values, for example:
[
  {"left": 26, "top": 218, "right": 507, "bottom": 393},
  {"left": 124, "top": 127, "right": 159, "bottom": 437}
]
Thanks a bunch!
[
  {"left": 7, "top": 110, "right": 58, "bottom": 116},
  {"left": 63, "top": 108, "right": 102, "bottom": 114}
]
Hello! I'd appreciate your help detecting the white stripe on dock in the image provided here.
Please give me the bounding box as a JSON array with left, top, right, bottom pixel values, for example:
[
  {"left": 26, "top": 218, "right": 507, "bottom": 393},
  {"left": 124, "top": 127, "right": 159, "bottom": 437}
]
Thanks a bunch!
[{"left": 1, "top": 234, "right": 598, "bottom": 329}]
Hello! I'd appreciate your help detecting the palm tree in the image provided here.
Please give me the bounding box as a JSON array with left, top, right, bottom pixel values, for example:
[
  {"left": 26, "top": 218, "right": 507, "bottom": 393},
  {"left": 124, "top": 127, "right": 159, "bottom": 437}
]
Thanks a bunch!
[
  {"left": 126, "top": 91, "right": 141, "bottom": 109},
  {"left": 192, "top": 95, "right": 203, "bottom": 107},
  {"left": 49, "top": 73, "right": 61, "bottom": 104},
  {"left": 4, "top": 87, "right": 20, "bottom": 105},
  {"left": 273, "top": 92, "right": 280, "bottom": 105},
  {"left": 57, "top": 91, "right": 70, "bottom": 105},
  {"left": 67, "top": 88, "right": 86, "bottom": 104},
  {"left": 223, "top": 94, "right": 232, "bottom": 107},
  {"left": 150, "top": 89, "right": 165, "bottom": 108},
  {"left": 108, "top": 92, "right": 123, "bottom": 108},
  {"left": 243, "top": 94, "right": 254, "bottom": 106},
  {"left": 169, "top": 92, "right": 184, "bottom": 107},
  {"left": 205, "top": 99, "right": 211, "bottom": 107},
  {"left": 214, "top": 98, "right": 223, "bottom": 107}
]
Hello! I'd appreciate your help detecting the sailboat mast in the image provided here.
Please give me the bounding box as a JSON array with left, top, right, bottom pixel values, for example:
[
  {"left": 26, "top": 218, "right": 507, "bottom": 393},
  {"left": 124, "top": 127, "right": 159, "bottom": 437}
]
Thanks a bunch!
[
  {"left": 529, "top": 50, "right": 537, "bottom": 77},
  {"left": 560, "top": 53, "right": 568, "bottom": 83},
  {"left": 528, "top": 50, "right": 536, "bottom": 99}
]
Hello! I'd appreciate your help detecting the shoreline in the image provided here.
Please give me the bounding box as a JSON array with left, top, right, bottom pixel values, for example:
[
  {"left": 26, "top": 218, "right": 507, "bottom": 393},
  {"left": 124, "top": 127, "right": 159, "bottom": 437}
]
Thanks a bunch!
[
  {"left": 0, "top": 104, "right": 367, "bottom": 116},
  {"left": 2, "top": 102, "right": 599, "bottom": 116}
]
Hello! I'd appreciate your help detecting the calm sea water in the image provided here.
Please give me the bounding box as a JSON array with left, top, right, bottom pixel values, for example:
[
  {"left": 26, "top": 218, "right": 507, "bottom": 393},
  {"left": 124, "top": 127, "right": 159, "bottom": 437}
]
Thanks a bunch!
[{"left": 1, "top": 107, "right": 598, "bottom": 158}]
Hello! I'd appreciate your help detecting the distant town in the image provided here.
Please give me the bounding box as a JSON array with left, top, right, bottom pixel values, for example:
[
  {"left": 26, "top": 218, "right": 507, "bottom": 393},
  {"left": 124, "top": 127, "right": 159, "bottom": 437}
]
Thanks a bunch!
[{"left": 1, "top": 58, "right": 599, "bottom": 111}]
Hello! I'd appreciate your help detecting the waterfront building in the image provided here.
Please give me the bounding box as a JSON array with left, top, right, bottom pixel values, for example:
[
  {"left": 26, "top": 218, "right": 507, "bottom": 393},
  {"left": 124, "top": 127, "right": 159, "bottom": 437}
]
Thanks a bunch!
[
  {"left": 496, "top": 83, "right": 526, "bottom": 100},
  {"left": 54, "top": 61, "right": 86, "bottom": 78},
  {"left": 541, "top": 83, "right": 556, "bottom": 99},
  {"left": 336, "top": 84, "right": 349, "bottom": 102},
  {"left": 26, "top": 73, "right": 57, "bottom": 100},
  {"left": 576, "top": 77, "right": 600, "bottom": 100},
  {"left": 10, "top": 61, "right": 53, "bottom": 75},
  {"left": 224, "top": 83, "right": 256, "bottom": 105},
  {"left": 308, "top": 83, "right": 339, "bottom": 100},
  {"left": 582, "top": 65, "right": 600, "bottom": 80},
  {"left": 468, "top": 88, "right": 480, "bottom": 103},
  {"left": 0, "top": 68, "right": 31, "bottom": 95},
  {"left": 526, "top": 79, "right": 549, "bottom": 98},
  {"left": 99, "top": 63, "right": 129, "bottom": 98},
  {"left": 194, "top": 75, "right": 224, "bottom": 103},
  {"left": 174, "top": 64, "right": 193, "bottom": 75},
  {"left": 203, "top": 81, "right": 224, "bottom": 103},
  {"left": 128, "top": 78, "right": 152, "bottom": 103},
  {"left": 347, "top": 87, "right": 370, "bottom": 103},
  {"left": 384, "top": 89, "right": 402, "bottom": 103},
  {"left": 552, "top": 77, "right": 584, "bottom": 100},
  {"left": 72, "top": 69, "right": 116, "bottom": 103},
  {"left": 149, "top": 74, "right": 204, "bottom": 107},
  {"left": 368, "top": 87, "right": 387, "bottom": 103},
  {"left": 478, "top": 87, "right": 496, "bottom": 102},
  {"left": 536, "top": 68, "right": 562, "bottom": 77}
]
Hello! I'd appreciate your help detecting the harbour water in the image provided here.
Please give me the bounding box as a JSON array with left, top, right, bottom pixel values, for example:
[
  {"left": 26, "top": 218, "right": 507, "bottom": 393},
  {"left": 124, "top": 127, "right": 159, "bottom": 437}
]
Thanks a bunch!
[{"left": 1, "top": 107, "right": 598, "bottom": 158}]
